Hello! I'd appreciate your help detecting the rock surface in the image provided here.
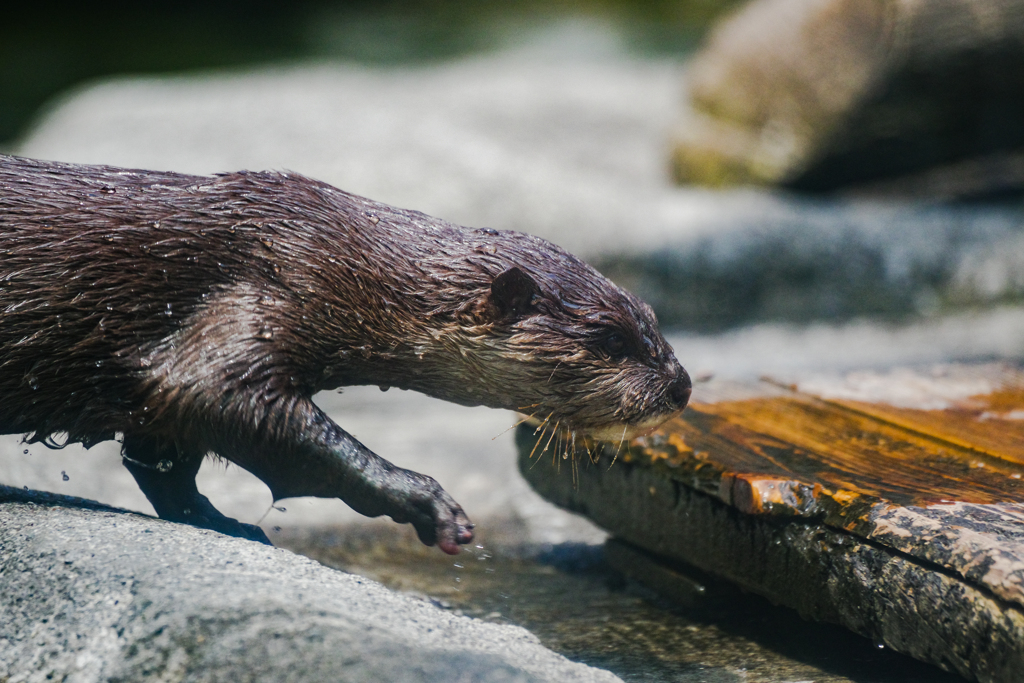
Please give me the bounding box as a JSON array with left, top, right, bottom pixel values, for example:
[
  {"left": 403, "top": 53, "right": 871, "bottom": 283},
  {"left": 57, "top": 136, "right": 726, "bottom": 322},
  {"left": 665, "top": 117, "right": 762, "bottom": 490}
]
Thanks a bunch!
[
  {"left": 672, "top": 0, "right": 1024, "bottom": 196},
  {"left": 0, "top": 486, "right": 621, "bottom": 683}
]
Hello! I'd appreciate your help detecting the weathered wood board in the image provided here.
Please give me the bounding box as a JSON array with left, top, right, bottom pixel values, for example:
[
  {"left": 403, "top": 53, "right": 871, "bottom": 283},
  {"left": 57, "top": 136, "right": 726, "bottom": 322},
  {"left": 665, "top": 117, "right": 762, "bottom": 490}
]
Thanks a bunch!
[{"left": 518, "top": 363, "right": 1024, "bottom": 683}]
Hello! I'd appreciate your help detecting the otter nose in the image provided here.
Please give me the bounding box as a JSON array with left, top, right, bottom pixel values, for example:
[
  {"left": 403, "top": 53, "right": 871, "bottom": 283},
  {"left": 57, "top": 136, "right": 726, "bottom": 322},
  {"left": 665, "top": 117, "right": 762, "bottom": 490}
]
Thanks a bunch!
[{"left": 668, "top": 368, "right": 692, "bottom": 410}]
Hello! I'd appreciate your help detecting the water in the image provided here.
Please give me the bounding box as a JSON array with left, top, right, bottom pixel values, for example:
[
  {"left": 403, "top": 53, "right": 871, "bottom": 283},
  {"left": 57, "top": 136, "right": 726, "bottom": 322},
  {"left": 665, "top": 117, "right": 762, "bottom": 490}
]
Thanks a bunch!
[{"left": 277, "top": 521, "right": 964, "bottom": 683}]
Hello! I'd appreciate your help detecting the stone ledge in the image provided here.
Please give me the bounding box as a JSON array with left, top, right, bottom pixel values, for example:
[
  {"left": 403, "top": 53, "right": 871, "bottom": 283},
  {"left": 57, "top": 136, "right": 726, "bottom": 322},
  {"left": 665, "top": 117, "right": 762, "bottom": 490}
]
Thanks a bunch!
[{"left": 0, "top": 487, "right": 621, "bottom": 683}]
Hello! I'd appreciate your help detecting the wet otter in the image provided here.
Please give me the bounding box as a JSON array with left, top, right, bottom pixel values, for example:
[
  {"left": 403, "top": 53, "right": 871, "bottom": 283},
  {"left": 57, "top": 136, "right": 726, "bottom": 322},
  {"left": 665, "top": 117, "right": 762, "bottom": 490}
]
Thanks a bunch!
[{"left": 0, "top": 154, "right": 691, "bottom": 553}]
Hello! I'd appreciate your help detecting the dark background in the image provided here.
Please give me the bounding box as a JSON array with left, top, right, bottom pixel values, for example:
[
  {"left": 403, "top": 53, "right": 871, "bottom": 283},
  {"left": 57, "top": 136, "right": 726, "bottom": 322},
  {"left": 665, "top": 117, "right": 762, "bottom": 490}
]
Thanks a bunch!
[{"left": 1, "top": 0, "right": 738, "bottom": 147}]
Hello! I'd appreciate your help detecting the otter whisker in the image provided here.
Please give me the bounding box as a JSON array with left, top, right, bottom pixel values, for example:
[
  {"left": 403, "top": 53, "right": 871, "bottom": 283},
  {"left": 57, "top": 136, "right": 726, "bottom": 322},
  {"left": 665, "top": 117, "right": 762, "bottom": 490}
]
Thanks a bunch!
[
  {"left": 557, "top": 430, "right": 565, "bottom": 473},
  {"left": 542, "top": 421, "right": 560, "bottom": 456},
  {"left": 491, "top": 411, "right": 538, "bottom": 441},
  {"left": 533, "top": 412, "right": 554, "bottom": 435},
  {"left": 609, "top": 424, "right": 628, "bottom": 470},
  {"left": 528, "top": 426, "right": 551, "bottom": 471},
  {"left": 570, "top": 431, "right": 579, "bottom": 489},
  {"left": 528, "top": 422, "right": 550, "bottom": 461}
]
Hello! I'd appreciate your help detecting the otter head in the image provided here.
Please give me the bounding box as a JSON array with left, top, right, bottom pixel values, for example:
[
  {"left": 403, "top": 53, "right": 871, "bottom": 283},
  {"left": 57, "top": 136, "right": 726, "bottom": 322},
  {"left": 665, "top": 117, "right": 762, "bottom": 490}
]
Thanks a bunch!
[{"left": 403, "top": 228, "right": 691, "bottom": 443}]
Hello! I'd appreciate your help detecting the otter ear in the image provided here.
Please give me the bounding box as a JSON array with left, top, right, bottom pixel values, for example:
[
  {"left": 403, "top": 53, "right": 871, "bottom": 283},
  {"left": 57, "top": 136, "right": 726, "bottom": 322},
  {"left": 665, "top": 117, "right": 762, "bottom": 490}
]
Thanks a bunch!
[{"left": 489, "top": 266, "right": 540, "bottom": 320}]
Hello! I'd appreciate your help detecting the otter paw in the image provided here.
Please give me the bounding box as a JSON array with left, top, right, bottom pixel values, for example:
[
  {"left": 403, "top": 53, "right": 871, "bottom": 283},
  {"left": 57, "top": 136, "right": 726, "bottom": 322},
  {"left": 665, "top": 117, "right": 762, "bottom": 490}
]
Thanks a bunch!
[{"left": 406, "top": 488, "right": 475, "bottom": 555}]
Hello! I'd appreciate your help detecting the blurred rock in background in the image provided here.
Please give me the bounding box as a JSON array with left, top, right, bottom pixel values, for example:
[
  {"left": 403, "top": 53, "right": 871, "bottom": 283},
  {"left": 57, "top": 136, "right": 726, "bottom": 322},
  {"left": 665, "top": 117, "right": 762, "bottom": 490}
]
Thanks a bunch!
[{"left": 672, "top": 0, "right": 1024, "bottom": 199}]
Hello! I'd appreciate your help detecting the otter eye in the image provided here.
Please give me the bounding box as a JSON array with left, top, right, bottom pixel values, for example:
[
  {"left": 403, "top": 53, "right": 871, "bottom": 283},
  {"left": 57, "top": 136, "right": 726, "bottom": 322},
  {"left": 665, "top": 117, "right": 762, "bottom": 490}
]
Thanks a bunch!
[{"left": 602, "top": 332, "right": 627, "bottom": 358}]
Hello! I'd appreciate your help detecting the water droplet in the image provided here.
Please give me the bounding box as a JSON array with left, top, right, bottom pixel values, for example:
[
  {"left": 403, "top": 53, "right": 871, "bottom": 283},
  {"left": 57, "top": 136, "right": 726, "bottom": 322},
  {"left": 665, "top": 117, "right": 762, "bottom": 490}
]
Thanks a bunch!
[
  {"left": 453, "top": 563, "right": 464, "bottom": 569},
  {"left": 22, "top": 449, "right": 28, "bottom": 455},
  {"left": 95, "top": 360, "right": 104, "bottom": 367},
  {"left": 379, "top": 385, "right": 390, "bottom": 392},
  {"left": 256, "top": 327, "right": 273, "bottom": 340},
  {"left": 156, "top": 460, "right": 173, "bottom": 473},
  {"left": 164, "top": 303, "right": 173, "bottom": 316},
  {"left": 61, "top": 471, "right": 69, "bottom": 481},
  {"left": 260, "top": 237, "right": 274, "bottom": 248},
  {"left": 26, "top": 375, "right": 38, "bottom": 390},
  {"left": 367, "top": 214, "right": 379, "bottom": 224},
  {"left": 272, "top": 264, "right": 281, "bottom": 274},
  {"left": 105, "top": 304, "right": 113, "bottom": 311},
  {"left": 101, "top": 186, "right": 116, "bottom": 194},
  {"left": 454, "top": 577, "right": 461, "bottom": 583},
  {"left": 874, "top": 641, "right": 886, "bottom": 649}
]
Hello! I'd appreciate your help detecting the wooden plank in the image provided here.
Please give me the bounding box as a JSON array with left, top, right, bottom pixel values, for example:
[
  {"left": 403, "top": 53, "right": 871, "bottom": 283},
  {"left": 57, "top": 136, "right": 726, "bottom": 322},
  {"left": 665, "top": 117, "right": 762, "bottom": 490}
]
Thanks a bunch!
[{"left": 517, "top": 363, "right": 1024, "bottom": 683}]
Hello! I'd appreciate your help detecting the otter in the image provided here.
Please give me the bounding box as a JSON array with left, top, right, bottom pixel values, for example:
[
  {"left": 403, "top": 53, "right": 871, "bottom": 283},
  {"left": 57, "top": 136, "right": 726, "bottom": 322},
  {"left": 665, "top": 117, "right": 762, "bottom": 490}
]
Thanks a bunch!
[{"left": 0, "top": 154, "right": 691, "bottom": 554}]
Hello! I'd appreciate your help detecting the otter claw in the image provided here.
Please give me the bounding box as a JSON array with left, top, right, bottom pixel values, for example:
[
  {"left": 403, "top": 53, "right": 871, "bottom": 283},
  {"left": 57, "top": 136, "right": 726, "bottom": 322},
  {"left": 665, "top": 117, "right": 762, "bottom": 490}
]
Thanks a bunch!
[
  {"left": 417, "top": 506, "right": 473, "bottom": 554},
  {"left": 437, "top": 520, "right": 473, "bottom": 555}
]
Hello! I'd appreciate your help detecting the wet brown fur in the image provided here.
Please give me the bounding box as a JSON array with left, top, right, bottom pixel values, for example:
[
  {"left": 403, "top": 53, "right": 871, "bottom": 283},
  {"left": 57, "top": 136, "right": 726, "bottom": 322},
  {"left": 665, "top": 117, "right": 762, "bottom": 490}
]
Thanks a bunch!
[{"left": 0, "top": 154, "right": 689, "bottom": 551}]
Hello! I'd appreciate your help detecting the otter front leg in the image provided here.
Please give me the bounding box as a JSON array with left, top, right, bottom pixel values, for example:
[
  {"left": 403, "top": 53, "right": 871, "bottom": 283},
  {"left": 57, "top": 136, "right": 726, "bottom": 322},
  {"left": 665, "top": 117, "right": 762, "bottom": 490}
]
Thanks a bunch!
[
  {"left": 237, "top": 407, "right": 474, "bottom": 555},
  {"left": 122, "top": 434, "right": 272, "bottom": 545}
]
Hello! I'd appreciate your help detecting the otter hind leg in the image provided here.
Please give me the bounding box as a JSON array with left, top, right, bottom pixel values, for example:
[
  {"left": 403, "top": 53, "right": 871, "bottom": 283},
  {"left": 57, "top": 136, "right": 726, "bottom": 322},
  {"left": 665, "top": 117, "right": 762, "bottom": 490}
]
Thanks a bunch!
[{"left": 121, "top": 434, "right": 271, "bottom": 545}]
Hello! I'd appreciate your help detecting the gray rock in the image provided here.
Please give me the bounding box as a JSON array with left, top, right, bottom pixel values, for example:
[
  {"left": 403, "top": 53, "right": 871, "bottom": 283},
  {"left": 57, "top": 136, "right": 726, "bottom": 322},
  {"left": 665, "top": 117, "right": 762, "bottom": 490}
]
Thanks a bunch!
[
  {"left": 672, "top": 0, "right": 1024, "bottom": 196},
  {"left": 0, "top": 487, "right": 621, "bottom": 683}
]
